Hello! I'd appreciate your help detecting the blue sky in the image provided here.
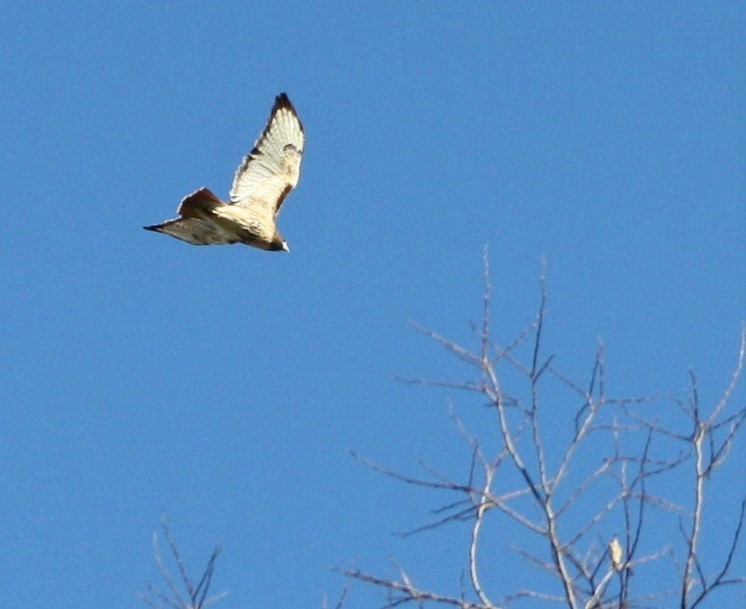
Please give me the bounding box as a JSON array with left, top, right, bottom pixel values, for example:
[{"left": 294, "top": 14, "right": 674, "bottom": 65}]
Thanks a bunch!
[{"left": 1, "top": 3, "right": 744, "bottom": 608}]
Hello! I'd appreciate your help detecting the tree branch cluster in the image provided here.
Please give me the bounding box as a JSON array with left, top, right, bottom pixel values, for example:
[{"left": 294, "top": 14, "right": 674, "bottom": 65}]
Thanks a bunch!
[{"left": 345, "top": 252, "right": 745, "bottom": 609}]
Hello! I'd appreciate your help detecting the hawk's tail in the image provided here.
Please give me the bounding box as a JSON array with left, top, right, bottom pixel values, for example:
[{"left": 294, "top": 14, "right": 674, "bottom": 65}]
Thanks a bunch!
[{"left": 177, "top": 187, "right": 225, "bottom": 219}]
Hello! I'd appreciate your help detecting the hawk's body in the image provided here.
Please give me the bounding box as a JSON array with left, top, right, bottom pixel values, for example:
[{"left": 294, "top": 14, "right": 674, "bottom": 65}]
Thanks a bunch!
[{"left": 145, "top": 93, "right": 304, "bottom": 252}]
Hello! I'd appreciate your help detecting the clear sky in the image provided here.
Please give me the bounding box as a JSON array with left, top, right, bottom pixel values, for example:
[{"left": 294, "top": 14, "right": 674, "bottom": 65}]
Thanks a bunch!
[{"left": 1, "top": 3, "right": 744, "bottom": 608}]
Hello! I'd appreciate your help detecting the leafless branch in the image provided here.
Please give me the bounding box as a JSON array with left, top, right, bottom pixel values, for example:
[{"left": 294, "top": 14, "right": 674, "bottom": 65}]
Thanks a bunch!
[
  {"left": 469, "top": 467, "right": 497, "bottom": 609},
  {"left": 139, "top": 515, "right": 226, "bottom": 609},
  {"left": 342, "top": 567, "right": 491, "bottom": 609},
  {"left": 344, "top": 256, "right": 745, "bottom": 609}
]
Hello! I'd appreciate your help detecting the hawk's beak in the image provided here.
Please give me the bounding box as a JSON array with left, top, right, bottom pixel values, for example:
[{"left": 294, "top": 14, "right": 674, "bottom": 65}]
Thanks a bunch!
[{"left": 281, "top": 241, "right": 290, "bottom": 253}]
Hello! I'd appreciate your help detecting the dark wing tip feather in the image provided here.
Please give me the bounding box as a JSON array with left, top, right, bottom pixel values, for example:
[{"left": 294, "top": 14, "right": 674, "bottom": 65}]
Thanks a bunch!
[
  {"left": 143, "top": 224, "right": 162, "bottom": 232},
  {"left": 273, "top": 92, "right": 304, "bottom": 133},
  {"left": 275, "top": 92, "right": 292, "bottom": 110}
]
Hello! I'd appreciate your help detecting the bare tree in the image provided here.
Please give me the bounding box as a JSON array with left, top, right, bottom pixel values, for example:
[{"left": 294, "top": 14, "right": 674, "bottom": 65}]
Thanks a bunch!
[
  {"left": 344, "top": 250, "right": 745, "bottom": 609},
  {"left": 139, "top": 514, "right": 227, "bottom": 609}
]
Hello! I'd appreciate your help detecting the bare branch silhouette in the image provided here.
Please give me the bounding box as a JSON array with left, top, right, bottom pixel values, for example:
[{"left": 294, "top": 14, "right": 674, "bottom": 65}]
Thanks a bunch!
[
  {"left": 344, "top": 255, "right": 745, "bottom": 609},
  {"left": 139, "top": 514, "right": 227, "bottom": 609}
]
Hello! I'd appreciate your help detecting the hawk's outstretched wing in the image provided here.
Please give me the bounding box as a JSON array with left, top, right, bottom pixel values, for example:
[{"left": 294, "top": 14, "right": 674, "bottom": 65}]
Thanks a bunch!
[
  {"left": 144, "top": 188, "right": 236, "bottom": 245},
  {"left": 143, "top": 217, "right": 237, "bottom": 245},
  {"left": 229, "top": 93, "right": 305, "bottom": 222}
]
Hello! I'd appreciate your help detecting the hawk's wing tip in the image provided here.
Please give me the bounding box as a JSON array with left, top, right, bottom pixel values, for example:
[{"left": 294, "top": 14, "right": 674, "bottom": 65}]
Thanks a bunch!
[{"left": 274, "top": 92, "right": 298, "bottom": 116}]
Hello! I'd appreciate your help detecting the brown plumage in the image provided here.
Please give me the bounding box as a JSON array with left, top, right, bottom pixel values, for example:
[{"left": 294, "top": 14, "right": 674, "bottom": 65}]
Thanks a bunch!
[{"left": 144, "top": 93, "right": 305, "bottom": 252}]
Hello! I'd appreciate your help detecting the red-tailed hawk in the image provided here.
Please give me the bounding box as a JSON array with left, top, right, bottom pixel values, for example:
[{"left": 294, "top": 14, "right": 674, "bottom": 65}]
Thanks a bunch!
[
  {"left": 609, "top": 536, "right": 624, "bottom": 571},
  {"left": 144, "top": 93, "right": 304, "bottom": 252}
]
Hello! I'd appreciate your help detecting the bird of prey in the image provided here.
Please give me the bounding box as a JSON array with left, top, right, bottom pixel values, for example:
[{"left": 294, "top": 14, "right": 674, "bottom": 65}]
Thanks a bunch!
[
  {"left": 609, "top": 536, "right": 624, "bottom": 572},
  {"left": 144, "top": 93, "right": 304, "bottom": 252}
]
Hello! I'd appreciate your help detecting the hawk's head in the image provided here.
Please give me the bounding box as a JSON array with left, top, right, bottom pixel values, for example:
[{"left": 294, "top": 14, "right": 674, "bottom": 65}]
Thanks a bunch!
[{"left": 268, "top": 234, "right": 290, "bottom": 252}]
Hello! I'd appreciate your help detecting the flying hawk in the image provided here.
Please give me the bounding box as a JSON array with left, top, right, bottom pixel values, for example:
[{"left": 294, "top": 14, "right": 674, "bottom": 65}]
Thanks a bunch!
[{"left": 144, "top": 93, "right": 304, "bottom": 252}]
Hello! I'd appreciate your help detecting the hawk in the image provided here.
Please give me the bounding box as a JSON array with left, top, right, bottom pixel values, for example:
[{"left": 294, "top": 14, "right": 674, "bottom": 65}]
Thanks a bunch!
[
  {"left": 609, "top": 536, "right": 624, "bottom": 572},
  {"left": 144, "top": 93, "right": 304, "bottom": 252}
]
